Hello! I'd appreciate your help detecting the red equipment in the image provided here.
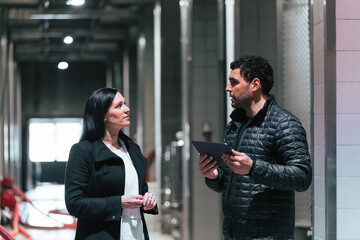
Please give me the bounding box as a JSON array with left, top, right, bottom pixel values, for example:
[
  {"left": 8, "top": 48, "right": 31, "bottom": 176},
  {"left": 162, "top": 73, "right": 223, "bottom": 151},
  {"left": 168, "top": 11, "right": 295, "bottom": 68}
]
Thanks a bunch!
[
  {"left": 1, "top": 176, "right": 32, "bottom": 240},
  {"left": 0, "top": 224, "right": 15, "bottom": 240}
]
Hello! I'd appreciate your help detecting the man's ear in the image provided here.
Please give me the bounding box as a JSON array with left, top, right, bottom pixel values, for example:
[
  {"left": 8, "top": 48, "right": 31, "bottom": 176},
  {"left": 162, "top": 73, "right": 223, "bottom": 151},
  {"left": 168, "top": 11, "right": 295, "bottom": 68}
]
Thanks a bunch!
[{"left": 251, "top": 78, "right": 261, "bottom": 91}]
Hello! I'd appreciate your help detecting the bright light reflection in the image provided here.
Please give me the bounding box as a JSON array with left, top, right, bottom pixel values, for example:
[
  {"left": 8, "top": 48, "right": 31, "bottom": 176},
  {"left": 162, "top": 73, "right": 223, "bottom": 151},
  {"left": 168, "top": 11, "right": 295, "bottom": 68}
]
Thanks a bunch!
[
  {"left": 29, "top": 120, "right": 82, "bottom": 162},
  {"left": 177, "top": 139, "right": 184, "bottom": 146},
  {"left": 138, "top": 36, "right": 146, "bottom": 47},
  {"left": 58, "top": 61, "right": 68, "bottom": 70},
  {"left": 56, "top": 123, "right": 82, "bottom": 161},
  {"left": 66, "top": 0, "right": 85, "bottom": 6},
  {"left": 63, "top": 36, "right": 73, "bottom": 44},
  {"left": 44, "top": 0, "right": 50, "bottom": 8},
  {"left": 164, "top": 201, "right": 170, "bottom": 207},
  {"left": 29, "top": 123, "right": 56, "bottom": 162}
]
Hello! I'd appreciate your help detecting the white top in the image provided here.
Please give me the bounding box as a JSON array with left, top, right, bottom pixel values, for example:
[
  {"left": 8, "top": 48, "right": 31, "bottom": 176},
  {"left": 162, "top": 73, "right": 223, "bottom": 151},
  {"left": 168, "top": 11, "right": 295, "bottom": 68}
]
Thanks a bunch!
[{"left": 110, "top": 140, "right": 144, "bottom": 240}]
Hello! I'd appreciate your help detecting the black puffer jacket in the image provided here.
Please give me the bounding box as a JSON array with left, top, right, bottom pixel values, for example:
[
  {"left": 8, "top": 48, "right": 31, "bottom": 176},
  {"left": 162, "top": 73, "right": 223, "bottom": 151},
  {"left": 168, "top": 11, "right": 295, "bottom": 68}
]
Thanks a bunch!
[{"left": 206, "top": 95, "right": 312, "bottom": 238}]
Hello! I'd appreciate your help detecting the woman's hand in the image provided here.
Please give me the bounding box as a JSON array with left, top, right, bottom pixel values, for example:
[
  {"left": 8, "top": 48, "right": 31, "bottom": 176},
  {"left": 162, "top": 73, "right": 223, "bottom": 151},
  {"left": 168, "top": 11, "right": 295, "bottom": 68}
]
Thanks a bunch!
[
  {"left": 121, "top": 195, "right": 144, "bottom": 209},
  {"left": 143, "top": 192, "right": 157, "bottom": 210}
]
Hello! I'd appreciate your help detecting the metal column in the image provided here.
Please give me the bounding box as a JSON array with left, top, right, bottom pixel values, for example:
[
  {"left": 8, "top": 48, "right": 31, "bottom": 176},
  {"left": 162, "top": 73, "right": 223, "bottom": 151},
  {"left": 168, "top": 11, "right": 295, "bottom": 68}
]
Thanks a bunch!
[
  {"left": 123, "top": 47, "right": 130, "bottom": 136},
  {"left": 106, "top": 61, "right": 113, "bottom": 88},
  {"left": 179, "top": 1, "right": 192, "bottom": 239},
  {"left": 153, "top": 0, "right": 162, "bottom": 206},
  {"left": 0, "top": 8, "right": 5, "bottom": 176},
  {"left": 0, "top": 8, "right": 9, "bottom": 177},
  {"left": 324, "top": 0, "right": 337, "bottom": 238},
  {"left": 136, "top": 34, "right": 146, "bottom": 151},
  {"left": 225, "top": 0, "right": 235, "bottom": 120},
  {"left": 8, "top": 41, "right": 19, "bottom": 184},
  {"left": 14, "top": 60, "right": 21, "bottom": 187},
  {"left": 113, "top": 61, "right": 122, "bottom": 91}
]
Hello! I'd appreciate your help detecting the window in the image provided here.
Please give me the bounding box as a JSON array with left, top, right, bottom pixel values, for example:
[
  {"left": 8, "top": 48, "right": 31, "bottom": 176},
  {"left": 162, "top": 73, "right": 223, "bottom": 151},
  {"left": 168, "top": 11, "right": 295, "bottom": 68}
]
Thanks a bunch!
[{"left": 29, "top": 118, "right": 82, "bottom": 162}]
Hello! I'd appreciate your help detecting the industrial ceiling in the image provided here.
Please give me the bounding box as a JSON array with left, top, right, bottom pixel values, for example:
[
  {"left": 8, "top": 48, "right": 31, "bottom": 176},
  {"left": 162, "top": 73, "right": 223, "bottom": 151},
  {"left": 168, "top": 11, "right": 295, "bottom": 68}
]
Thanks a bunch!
[{"left": 0, "top": 0, "right": 153, "bottom": 62}]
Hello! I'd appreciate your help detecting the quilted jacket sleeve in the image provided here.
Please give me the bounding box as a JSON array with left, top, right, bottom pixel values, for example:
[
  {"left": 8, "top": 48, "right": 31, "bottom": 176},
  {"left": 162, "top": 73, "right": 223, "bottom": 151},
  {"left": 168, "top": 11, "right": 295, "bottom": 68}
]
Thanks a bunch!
[
  {"left": 205, "top": 168, "right": 225, "bottom": 193},
  {"left": 249, "top": 115, "right": 312, "bottom": 192}
]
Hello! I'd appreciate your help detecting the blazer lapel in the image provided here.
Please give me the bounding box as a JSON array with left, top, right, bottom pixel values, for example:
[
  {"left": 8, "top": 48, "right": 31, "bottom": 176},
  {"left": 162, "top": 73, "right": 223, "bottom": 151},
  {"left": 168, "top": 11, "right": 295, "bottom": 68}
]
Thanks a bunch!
[
  {"left": 126, "top": 140, "right": 146, "bottom": 192},
  {"left": 92, "top": 140, "right": 121, "bottom": 162}
]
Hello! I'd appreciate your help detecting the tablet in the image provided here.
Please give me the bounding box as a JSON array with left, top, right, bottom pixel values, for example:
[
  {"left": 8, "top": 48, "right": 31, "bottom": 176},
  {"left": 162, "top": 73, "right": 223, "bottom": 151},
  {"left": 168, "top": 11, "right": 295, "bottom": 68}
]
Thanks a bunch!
[{"left": 192, "top": 140, "right": 233, "bottom": 168}]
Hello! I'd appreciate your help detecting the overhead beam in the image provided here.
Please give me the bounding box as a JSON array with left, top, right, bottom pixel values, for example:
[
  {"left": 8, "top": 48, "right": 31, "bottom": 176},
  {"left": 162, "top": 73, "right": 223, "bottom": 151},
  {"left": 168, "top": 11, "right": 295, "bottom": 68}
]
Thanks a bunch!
[
  {"left": 0, "top": 0, "right": 38, "bottom": 7},
  {"left": 14, "top": 53, "right": 110, "bottom": 62},
  {"left": 109, "top": 0, "right": 153, "bottom": 5},
  {"left": 10, "top": 28, "right": 125, "bottom": 41},
  {"left": 9, "top": 8, "right": 136, "bottom": 21},
  {"left": 15, "top": 42, "right": 119, "bottom": 53}
]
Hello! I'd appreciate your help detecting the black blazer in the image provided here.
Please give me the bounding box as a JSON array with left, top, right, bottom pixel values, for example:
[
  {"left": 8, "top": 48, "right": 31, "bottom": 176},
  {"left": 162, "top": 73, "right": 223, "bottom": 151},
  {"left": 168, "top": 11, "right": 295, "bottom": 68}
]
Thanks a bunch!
[{"left": 65, "top": 132, "right": 158, "bottom": 240}]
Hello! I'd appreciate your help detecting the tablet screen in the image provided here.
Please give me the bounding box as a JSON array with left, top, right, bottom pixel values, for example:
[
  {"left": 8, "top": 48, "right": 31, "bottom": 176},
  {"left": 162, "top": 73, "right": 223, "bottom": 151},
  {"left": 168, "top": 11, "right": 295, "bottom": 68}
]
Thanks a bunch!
[{"left": 192, "top": 140, "right": 232, "bottom": 168}]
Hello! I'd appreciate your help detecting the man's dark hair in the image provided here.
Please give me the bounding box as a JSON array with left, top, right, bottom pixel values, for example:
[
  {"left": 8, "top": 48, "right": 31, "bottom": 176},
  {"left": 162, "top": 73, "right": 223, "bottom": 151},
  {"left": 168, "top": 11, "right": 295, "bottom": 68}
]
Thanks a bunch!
[
  {"left": 80, "top": 87, "right": 118, "bottom": 142},
  {"left": 230, "top": 55, "right": 274, "bottom": 95}
]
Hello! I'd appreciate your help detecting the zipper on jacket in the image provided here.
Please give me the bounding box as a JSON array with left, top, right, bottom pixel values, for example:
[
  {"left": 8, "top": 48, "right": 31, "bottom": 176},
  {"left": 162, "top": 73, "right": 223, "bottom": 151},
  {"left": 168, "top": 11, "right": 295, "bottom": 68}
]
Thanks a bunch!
[
  {"left": 226, "top": 119, "right": 251, "bottom": 219},
  {"left": 226, "top": 171, "right": 234, "bottom": 218},
  {"left": 234, "top": 119, "right": 251, "bottom": 150}
]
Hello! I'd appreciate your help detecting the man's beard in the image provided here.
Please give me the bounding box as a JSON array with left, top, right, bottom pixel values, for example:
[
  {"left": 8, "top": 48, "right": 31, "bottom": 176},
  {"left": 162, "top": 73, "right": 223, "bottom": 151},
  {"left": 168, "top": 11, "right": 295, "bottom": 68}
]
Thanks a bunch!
[{"left": 231, "top": 99, "right": 241, "bottom": 109}]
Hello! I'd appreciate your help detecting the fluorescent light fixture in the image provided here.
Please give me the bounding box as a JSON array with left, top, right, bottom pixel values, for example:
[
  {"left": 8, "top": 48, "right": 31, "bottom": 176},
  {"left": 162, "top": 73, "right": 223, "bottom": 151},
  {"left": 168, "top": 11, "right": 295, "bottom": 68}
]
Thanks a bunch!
[
  {"left": 58, "top": 61, "right": 69, "bottom": 70},
  {"left": 66, "top": 0, "right": 85, "bottom": 6},
  {"left": 63, "top": 36, "right": 73, "bottom": 44}
]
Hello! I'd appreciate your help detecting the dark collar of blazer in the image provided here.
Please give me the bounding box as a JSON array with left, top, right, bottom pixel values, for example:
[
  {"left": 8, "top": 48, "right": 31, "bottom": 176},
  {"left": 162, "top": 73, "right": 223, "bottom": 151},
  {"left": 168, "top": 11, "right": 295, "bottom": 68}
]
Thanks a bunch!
[
  {"left": 91, "top": 131, "right": 134, "bottom": 163},
  {"left": 90, "top": 131, "right": 147, "bottom": 191}
]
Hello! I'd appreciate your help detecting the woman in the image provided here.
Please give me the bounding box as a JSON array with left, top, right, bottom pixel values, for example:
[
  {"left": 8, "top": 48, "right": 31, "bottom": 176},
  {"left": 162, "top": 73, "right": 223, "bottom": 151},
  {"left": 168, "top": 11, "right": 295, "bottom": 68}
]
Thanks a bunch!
[{"left": 65, "top": 87, "right": 158, "bottom": 240}]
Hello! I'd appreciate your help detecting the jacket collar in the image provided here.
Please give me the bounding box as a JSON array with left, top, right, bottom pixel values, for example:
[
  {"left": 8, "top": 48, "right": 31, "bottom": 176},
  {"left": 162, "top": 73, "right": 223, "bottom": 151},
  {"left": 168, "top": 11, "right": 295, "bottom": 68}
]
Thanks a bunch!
[
  {"left": 92, "top": 131, "right": 133, "bottom": 162},
  {"left": 230, "top": 95, "right": 276, "bottom": 125}
]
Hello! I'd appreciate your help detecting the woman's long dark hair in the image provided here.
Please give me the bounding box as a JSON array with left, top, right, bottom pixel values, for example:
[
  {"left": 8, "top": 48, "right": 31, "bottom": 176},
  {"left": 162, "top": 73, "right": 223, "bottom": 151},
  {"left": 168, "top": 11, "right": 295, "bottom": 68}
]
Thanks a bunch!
[{"left": 80, "top": 87, "right": 118, "bottom": 142}]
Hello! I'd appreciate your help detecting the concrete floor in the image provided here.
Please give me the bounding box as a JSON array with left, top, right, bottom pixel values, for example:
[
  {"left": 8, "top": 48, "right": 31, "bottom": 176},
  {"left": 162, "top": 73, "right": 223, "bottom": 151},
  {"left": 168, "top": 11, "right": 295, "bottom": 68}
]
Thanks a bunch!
[
  {"left": 2, "top": 183, "right": 173, "bottom": 240},
  {"left": 5, "top": 227, "right": 174, "bottom": 240}
]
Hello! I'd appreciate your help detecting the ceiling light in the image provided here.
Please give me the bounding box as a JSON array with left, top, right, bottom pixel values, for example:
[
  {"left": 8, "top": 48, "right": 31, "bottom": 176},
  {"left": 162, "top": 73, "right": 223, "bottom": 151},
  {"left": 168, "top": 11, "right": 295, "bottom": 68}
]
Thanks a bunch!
[
  {"left": 58, "top": 62, "right": 69, "bottom": 70},
  {"left": 44, "top": 1, "right": 50, "bottom": 8},
  {"left": 66, "top": 0, "right": 85, "bottom": 6},
  {"left": 63, "top": 36, "right": 73, "bottom": 44}
]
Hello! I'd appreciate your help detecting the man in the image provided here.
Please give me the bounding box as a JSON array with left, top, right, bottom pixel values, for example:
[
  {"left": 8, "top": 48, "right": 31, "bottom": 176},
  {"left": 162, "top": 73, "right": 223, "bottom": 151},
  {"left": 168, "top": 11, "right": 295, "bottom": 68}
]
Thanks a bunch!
[{"left": 198, "top": 55, "right": 312, "bottom": 240}]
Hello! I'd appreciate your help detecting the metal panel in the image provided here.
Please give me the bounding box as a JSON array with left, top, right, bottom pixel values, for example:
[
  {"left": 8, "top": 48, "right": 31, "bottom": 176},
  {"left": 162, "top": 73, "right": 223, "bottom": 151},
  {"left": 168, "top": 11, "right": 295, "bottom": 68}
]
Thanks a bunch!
[
  {"left": 136, "top": 34, "right": 146, "bottom": 151},
  {"left": 0, "top": 9, "right": 5, "bottom": 176},
  {"left": 0, "top": 0, "right": 38, "bottom": 6},
  {"left": 180, "top": 1, "right": 192, "bottom": 239},
  {"left": 153, "top": 1, "right": 162, "bottom": 233},
  {"left": 225, "top": 0, "right": 235, "bottom": 121},
  {"left": 324, "top": 0, "right": 337, "bottom": 238},
  {"left": 122, "top": 47, "right": 130, "bottom": 136},
  {"left": 280, "top": 0, "right": 312, "bottom": 228}
]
